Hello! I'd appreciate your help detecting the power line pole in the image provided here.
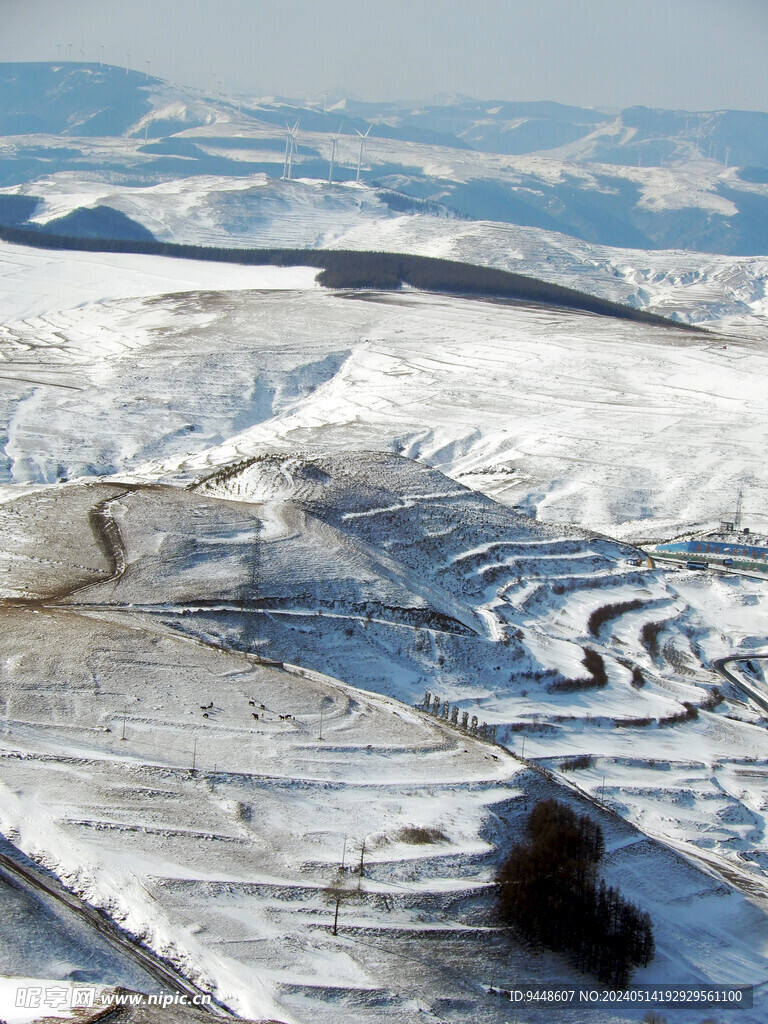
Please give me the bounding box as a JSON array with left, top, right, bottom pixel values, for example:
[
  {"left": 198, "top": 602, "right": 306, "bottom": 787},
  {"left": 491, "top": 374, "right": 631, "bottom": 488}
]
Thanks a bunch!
[{"left": 332, "top": 894, "right": 341, "bottom": 935}]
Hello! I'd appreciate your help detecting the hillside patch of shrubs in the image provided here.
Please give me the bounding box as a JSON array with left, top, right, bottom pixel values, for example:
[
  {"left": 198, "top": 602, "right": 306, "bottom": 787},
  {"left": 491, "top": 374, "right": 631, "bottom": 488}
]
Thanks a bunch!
[
  {"left": 641, "top": 621, "right": 666, "bottom": 657},
  {"left": 588, "top": 599, "right": 645, "bottom": 637},
  {"left": 701, "top": 688, "right": 724, "bottom": 711},
  {"left": 560, "top": 754, "right": 595, "bottom": 771},
  {"left": 659, "top": 702, "right": 699, "bottom": 727},
  {"left": 550, "top": 647, "right": 608, "bottom": 692},
  {"left": 498, "top": 799, "right": 654, "bottom": 986}
]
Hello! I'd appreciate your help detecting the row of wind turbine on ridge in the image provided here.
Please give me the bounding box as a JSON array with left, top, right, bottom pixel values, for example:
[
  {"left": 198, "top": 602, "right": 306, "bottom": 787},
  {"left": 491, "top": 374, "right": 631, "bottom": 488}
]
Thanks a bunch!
[{"left": 282, "top": 121, "right": 372, "bottom": 183}]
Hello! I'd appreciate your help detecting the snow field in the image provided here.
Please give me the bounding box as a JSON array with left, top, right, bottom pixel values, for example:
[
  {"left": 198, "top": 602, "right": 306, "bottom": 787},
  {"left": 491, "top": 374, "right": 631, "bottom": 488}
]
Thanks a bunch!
[
  {"left": 1, "top": 236, "right": 766, "bottom": 536},
  {"left": 0, "top": 470, "right": 766, "bottom": 1019},
  {"left": 0, "top": 603, "right": 532, "bottom": 1021},
  {"left": 0, "top": 237, "right": 319, "bottom": 322}
]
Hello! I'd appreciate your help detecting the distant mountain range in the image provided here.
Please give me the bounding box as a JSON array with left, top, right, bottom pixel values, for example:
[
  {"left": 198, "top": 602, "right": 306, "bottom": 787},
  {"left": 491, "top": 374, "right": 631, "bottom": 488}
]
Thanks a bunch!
[{"left": 1, "top": 61, "right": 768, "bottom": 255}]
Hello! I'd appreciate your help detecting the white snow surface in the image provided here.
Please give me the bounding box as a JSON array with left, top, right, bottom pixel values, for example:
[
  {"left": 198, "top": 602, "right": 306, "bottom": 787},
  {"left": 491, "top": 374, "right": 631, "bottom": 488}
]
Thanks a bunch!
[
  {"left": 0, "top": 238, "right": 318, "bottom": 321},
  {"left": 1, "top": 475, "right": 768, "bottom": 1023},
  {"left": 1, "top": 278, "right": 757, "bottom": 537},
  {"left": 1, "top": 162, "right": 768, "bottom": 1022}
]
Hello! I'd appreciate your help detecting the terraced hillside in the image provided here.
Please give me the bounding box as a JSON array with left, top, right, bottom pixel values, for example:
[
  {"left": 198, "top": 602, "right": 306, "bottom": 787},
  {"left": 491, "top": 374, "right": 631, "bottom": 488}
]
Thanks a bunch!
[{"left": 2, "top": 475, "right": 768, "bottom": 1022}]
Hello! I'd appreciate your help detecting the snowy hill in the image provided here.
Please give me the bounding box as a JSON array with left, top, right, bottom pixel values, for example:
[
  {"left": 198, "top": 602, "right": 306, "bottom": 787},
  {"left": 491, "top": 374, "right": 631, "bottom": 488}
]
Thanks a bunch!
[
  {"left": 1, "top": 60, "right": 768, "bottom": 1024},
  {"left": 2, "top": 62, "right": 768, "bottom": 255},
  {"left": 2, "top": 471, "right": 768, "bottom": 1022}
]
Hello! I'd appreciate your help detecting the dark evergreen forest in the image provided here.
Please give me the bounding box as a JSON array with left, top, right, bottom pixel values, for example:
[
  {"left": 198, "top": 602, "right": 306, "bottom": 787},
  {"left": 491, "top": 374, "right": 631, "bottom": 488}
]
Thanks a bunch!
[
  {"left": 498, "top": 799, "right": 655, "bottom": 986},
  {"left": 0, "top": 223, "right": 700, "bottom": 331}
]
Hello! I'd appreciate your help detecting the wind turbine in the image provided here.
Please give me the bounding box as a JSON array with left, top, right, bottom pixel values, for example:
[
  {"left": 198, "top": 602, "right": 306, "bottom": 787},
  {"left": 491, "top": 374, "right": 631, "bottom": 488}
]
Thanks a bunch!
[
  {"left": 328, "top": 123, "right": 343, "bottom": 184},
  {"left": 288, "top": 120, "right": 300, "bottom": 179},
  {"left": 355, "top": 125, "right": 372, "bottom": 183},
  {"left": 282, "top": 120, "right": 300, "bottom": 180}
]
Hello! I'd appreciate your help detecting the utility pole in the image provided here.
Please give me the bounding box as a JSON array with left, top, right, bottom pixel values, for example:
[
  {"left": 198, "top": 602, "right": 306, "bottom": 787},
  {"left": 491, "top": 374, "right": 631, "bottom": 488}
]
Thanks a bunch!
[
  {"left": 121, "top": 706, "right": 127, "bottom": 741},
  {"left": 319, "top": 700, "right": 324, "bottom": 740},
  {"left": 341, "top": 836, "right": 347, "bottom": 869},
  {"left": 601, "top": 775, "right": 606, "bottom": 804},
  {"left": 332, "top": 895, "right": 341, "bottom": 935},
  {"left": 191, "top": 737, "right": 197, "bottom": 772},
  {"left": 359, "top": 838, "right": 366, "bottom": 881}
]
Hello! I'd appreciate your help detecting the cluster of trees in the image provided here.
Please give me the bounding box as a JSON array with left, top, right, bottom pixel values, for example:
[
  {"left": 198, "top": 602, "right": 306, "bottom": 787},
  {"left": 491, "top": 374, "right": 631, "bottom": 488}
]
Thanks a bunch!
[
  {"left": 498, "top": 799, "right": 654, "bottom": 987},
  {"left": 0, "top": 223, "right": 697, "bottom": 330}
]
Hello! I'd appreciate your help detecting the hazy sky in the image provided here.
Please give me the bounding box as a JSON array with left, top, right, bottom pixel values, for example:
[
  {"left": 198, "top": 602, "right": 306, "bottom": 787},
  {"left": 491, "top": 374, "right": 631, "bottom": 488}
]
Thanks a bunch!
[{"left": 4, "top": 0, "right": 768, "bottom": 111}]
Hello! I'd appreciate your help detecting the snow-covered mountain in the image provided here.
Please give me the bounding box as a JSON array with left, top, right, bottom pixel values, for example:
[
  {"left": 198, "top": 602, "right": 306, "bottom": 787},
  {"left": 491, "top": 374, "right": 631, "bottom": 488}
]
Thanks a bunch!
[
  {"left": 2, "top": 61, "right": 768, "bottom": 255},
  {"left": 2, "top": 59, "right": 768, "bottom": 1024}
]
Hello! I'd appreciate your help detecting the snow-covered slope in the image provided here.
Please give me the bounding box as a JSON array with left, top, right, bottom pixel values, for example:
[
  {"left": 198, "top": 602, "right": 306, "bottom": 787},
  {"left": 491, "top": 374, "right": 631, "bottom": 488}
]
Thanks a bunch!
[
  {"left": 0, "top": 237, "right": 318, "bottom": 321},
  {"left": 2, "top": 60, "right": 768, "bottom": 1024},
  {"left": 3, "top": 275, "right": 760, "bottom": 537},
  {"left": 2, "top": 477, "right": 768, "bottom": 1022},
  {"left": 6, "top": 172, "right": 768, "bottom": 338}
]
